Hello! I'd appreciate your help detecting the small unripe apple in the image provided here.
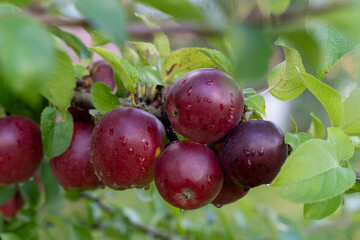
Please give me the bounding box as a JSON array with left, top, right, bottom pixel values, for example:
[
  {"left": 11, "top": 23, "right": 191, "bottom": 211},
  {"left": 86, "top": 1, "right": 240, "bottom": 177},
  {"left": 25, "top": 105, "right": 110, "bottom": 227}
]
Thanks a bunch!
[
  {"left": 166, "top": 68, "right": 244, "bottom": 144},
  {"left": 154, "top": 141, "right": 223, "bottom": 210},
  {"left": 221, "top": 120, "right": 288, "bottom": 188},
  {"left": 0, "top": 116, "right": 43, "bottom": 185},
  {"left": 0, "top": 193, "right": 25, "bottom": 218},
  {"left": 90, "top": 107, "right": 166, "bottom": 190},
  {"left": 50, "top": 121, "right": 103, "bottom": 191}
]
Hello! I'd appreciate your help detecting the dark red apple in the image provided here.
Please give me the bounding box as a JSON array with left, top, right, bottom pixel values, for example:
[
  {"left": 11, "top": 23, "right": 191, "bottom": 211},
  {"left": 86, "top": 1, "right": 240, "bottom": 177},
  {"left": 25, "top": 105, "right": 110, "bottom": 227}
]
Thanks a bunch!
[
  {"left": 89, "top": 107, "right": 166, "bottom": 190},
  {"left": 221, "top": 120, "right": 288, "bottom": 188},
  {"left": 154, "top": 141, "right": 223, "bottom": 210},
  {"left": 50, "top": 121, "right": 103, "bottom": 191},
  {"left": 166, "top": 68, "right": 244, "bottom": 144},
  {"left": 68, "top": 107, "right": 93, "bottom": 123},
  {"left": 0, "top": 116, "right": 43, "bottom": 185},
  {"left": 0, "top": 193, "right": 25, "bottom": 218},
  {"left": 84, "top": 60, "right": 115, "bottom": 92},
  {"left": 211, "top": 173, "right": 248, "bottom": 208}
]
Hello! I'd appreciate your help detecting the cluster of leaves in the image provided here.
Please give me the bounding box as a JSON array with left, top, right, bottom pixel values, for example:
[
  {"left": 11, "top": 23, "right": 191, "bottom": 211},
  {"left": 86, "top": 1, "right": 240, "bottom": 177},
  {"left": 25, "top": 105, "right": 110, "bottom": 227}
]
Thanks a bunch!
[{"left": 1, "top": 0, "right": 360, "bottom": 239}]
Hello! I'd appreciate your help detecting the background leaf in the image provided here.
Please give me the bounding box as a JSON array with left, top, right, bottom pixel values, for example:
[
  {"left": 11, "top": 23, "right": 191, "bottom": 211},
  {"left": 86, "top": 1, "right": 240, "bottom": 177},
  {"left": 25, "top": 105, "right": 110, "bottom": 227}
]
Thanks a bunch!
[
  {"left": 271, "top": 139, "right": 355, "bottom": 203},
  {"left": 308, "top": 112, "right": 325, "bottom": 139},
  {"left": 341, "top": 88, "right": 360, "bottom": 136},
  {"left": 40, "top": 107, "right": 74, "bottom": 159},
  {"left": 285, "top": 132, "right": 313, "bottom": 152},
  {"left": 137, "top": 66, "right": 163, "bottom": 86},
  {"left": 267, "top": 39, "right": 306, "bottom": 101},
  {"left": 300, "top": 73, "right": 343, "bottom": 127},
  {"left": 72, "top": 0, "right": 126, "bottom": 45},
  {"left": 91, "top": 82, "right": 120, "bottom": 114},
  {"left": 303, "top": 195, "right": 342, "bottom": 220},
  {"left": 40, "top": 50, "right": 76, "bottom": 113},
  {"left": 327, "top": 127, "right": 354, "bottom": 161},
  {"left": 0, "top": 185, "right": 16, "bottom": 205}
]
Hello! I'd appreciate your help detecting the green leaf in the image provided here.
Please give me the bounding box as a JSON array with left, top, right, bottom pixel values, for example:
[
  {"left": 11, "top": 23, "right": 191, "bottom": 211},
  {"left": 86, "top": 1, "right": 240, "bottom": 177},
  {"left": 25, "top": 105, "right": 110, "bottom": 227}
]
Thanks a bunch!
[
  {"left": 0, "top": 3, "right": 19, "bottom": 14},
  {"left": 40, "top": 107, "right": 74, "bottom": 159},
  {"left": 308, "top": 112, "right": 325, "bottom": 139},
  {"left": 71, "top": 224, "right": 94, "bottom": 240},
  {"left": 267, "top": 39, "right": 306, "bottom": 101},
  {"left": 0, "top": 185, "right": 16, "bottom": 205},
  {"left": 341, "top": 88, "right": 360, "bottom": 136},
  {"left": 307, "top": 23, "right": 357, "bottom": 80},
  {"left": 73, "top": 64, "right": 90, "bottom": 79},
  {"left": 135, "top": 0, "right": 204, "bottom": 21},
  {"left": 119, "top": 45, "right": 140, "bottom": 67},
  {"left": 244, "top": 95, "right": 266, "bottom": 116},
  {"left": 137, "top": 14, "right": 171, "bottom": 58},
  {"left": 327, "top": 127, "right": 354, "bottom": 161},
  {"left": 290, "top": 115, "right": 298, "bottom": 134},
  {"left": 0, "top": 105, "right": 5, "bottom": 117},
  {"left": 345, "top": 181, "right": 360, "bottom": 194},
  {"left": 72, "top": 0, "right": 126, "bottom": 45},
  {"left": 40, "top": 50, "right": 76, "bottom": 113},
  {"left": 90, "top": 47, "right": 138, "bottom": 93},
  {"left": 86, "top": 28, "right": 111, "bottom": 47},
  {"left": 41, "top": 162, "right": 61, "bottom": 206},
  {"left": 130, "top": 41, "right": 159, "bottom": 66},
  {"left": 231, "top": 25, "right": 272, "bottom": 86},
  {"left": 270, "top": 0, "right": 291, "bottom": 15},
  {"left": 303, "top": 195, "right": 342, "bottom": 220},
  {"left": 19, "top": 180, "right": 40, "bottom": 207},
  {"left": 284, "top": 132, "right": 312, "bottom": 151},
  {"left": 161, "top": 48, "right": 216, "bottom": 82},
  {"left": 197, "top": 48, "right": 233, "bottom": 75},
  {"left": 137, "top": 66, "right": 164, "bottom": 86},
  {"left": 299, "top": 73, "right": 343, "bottom": 127},
  {"left": 271, "top": 139, "right": 355, "bottom": 203},
  {"left": 91, "top": 82, "right": 120, "bottom": 114},
  {"left": 0, "top": 16, "right": 55, "bottom": 93},
  {"left": 48, "top": 26, "right": 91, "bottom": 59},
  {"left": 0, "top": 233, "right": 22, "bottom": 240}
]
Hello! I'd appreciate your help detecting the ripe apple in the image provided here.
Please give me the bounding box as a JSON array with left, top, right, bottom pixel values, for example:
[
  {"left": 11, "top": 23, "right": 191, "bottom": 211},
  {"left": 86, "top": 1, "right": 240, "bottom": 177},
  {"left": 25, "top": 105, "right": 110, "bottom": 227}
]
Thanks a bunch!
[
  {"left": 89, "top": 107, "right": 166, "bottom": 190},
  {"left": 211, "top": 173, "right": 248, "bottom": 208},
  {"left": 0, "top": 193, "right": 25, "bottom": 218},
  {"left": 166, "top": 68, "right": 244, "bottom": 144},
  {"left": 154, "top": 141, "right": 223, "bottom": 210},
  {"left": 221, "top": 120, "right": 288, "bottom": 188},
  {"left": 50, "top": 121, "right": 103, "bottom": 191},
  {"left": 0, "top": 116, "right": 43, "bottom": 185}
]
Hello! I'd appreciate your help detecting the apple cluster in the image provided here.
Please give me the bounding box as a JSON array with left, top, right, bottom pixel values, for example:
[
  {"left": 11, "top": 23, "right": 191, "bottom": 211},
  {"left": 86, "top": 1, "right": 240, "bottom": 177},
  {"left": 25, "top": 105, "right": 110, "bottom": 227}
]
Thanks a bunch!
[{"left": 0, "top": 66, "right": 288, "bottom": 218}]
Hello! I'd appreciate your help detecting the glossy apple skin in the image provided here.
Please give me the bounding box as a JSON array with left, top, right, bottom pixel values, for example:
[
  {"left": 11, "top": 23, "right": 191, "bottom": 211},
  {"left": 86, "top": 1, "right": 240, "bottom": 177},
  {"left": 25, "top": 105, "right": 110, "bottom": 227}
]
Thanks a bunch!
[
  {"left": 211, "top": 173, "right": 248, "bottom": 208},
  {"left": 0, "top": 116, "right": 43, "bottom": 185},
  {"left": 90, "top": 107, "right": 166, "bottom": 190},
  {"left": 50, "top": 121, "right": 103, "bottom": 191},
  {"left": 154, "top": 141, "right": 223, "bottom": 210},
  {"left": 166, "top": 68, "right": 244, "bottom": 144},
  {"left": 0, "top": 193, "right": 25, "bottom": 218},
  {"left": 221, "top": 120, "right": 288, "bottom": 188}
]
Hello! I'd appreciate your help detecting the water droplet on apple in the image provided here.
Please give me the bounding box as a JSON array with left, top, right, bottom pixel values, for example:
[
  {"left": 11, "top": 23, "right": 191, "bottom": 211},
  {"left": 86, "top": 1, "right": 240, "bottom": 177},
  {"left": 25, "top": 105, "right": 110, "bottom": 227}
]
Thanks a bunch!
[
  {"left": 196, "top": 95, "right": 202, "bottom": 103},
  {"left": 128, "top": 147, "right": 135, "bottom": 154},
  {"left": 136, "top": 154, "right": 146, "bottom": 166},
  {"left": 140, "top": 167, "right": 146, "bottom": 173},
  {"left": 120, "top": 136, "right": 128, "bottom": 146},
  {"left": 258, "top": 147, "right": 264, "bottom": 156},
  {"left": 207, "top": 175, "right": 214, "bottom": 185},
  {"left": 206, "top": 79, "right": 214, "bottom": 86},
  {"left": 185, "top": 103, "right": 192, "bottom": 110},
  {"left": 113, "top": 148, "right": 118, "bottom": 159},
  {"left": 229, "top": 105, "right": 235, "bottom": 113},
  {"left": 219, "top": 103, "right": 224, "bottom": 111},
  {"left": 230, "top": 93, "right": 234, "bottom": 103},
  {"left": 203, "top": 97, "right": 212, "bottom": 103},
  {"left": 15, "top": 122, "right": 24, "bottom": 135},
  {"left": 251, "top": 150, "right": 255, "bottom": 156},
  {"left": 247, "top": 159, "right": 252, "bottom": 168},
  {"left": 142, "top": 140, "right": 149, "bottom": 151},
  {"left": 187, "top": 87, "right": 192, "bottom": 96},
  {"left": 209, "top": 125, "right": 215, "bottom": 132},
  {"left": 109, "top": 128, "right": 114, "bottom": 136},
  {"left": 215, "top": 203, "right": 223, "bottom": 208},
  {"left": 180, "top": 209, "right": 185, "bottom": 213},
  {"left": 243, "top": 149, "right": 250, "bottom": 157},
  {"left": 266, "top": 184, "right": 271, "bottom": 186}
]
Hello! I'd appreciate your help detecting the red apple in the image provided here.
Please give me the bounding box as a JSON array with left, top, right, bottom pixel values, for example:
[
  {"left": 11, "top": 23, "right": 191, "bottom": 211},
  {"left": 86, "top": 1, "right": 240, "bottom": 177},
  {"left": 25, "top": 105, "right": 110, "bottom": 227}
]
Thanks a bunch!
[
  {"left": 221, "top": 120, "right": 288, "bottom": 188},
  {"left": 89, "top": 107, "right": 166, "bottom": 190},
  {"left": 154, "top": 141, "right": 223, "bottom": 210},
  {"left": 50, "top": 121, "right": 103, "bottom": 191},
  {"left": 0, "top": 193, "right": 25, "bottom": 218},
  {"left": 0, "top": 116, "right": 43, "bottom": 185},
  {"left": 166, "top": 68, "right": 244, "bottom": 144}
]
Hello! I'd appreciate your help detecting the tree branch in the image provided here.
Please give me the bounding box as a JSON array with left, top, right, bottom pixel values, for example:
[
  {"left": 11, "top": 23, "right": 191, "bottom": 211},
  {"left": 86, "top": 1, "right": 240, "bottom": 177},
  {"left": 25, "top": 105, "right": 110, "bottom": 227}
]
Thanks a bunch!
[{"left": 80, "top": 192, "right": 171, "bottom": 240}]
